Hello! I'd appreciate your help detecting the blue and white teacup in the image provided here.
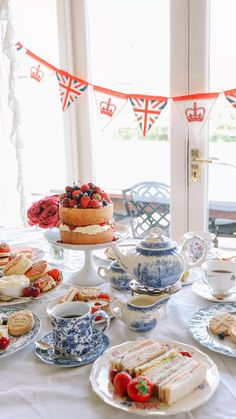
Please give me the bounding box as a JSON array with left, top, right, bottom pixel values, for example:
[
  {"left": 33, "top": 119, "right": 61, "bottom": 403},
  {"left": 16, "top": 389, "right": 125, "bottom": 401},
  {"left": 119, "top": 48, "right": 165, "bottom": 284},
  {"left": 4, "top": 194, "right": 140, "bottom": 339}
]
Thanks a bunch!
[
  {"left": 98, "top": 261, "right": 132, "bottom": 291},
  {"left": 50, "top": 301, "right": 110, "bottom": 357}
]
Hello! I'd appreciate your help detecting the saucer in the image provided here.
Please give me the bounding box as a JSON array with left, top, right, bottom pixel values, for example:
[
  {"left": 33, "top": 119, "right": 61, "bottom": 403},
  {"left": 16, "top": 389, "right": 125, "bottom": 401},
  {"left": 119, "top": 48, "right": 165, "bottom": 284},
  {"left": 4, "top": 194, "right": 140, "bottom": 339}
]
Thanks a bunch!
[
  {"left": 192, "top": 279, "right": 236, "bottom": 302},
  {"left": 35, "top": 332, "right": 109, "bottom": 367},
  {"left": 180, "top": 267, "right": 204, "bottom": 286}
]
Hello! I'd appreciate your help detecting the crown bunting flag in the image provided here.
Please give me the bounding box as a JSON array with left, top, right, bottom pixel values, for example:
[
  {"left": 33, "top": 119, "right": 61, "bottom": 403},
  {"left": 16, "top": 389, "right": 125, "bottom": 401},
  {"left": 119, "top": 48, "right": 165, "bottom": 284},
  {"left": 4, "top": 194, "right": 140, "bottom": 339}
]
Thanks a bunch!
[
  {"left": 15, "top": 42, "right": 236, "bottom": 138},
  {"left": 129, "top": 96, "right": 168, "bottom": 136},
  {"left": 173, "top": 93, "right": 219, "bottom": 139},
  {"left": 94, "top": 88, "right": 128, "bottom": 130}
]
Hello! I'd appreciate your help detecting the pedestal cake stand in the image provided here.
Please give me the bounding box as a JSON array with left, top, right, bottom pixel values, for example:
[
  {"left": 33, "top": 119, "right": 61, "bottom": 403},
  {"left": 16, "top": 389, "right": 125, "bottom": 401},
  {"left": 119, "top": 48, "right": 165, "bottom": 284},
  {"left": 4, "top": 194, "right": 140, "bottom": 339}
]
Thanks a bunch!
[{"left": 44, "top": 224, "right": 129, "bottom": 287}]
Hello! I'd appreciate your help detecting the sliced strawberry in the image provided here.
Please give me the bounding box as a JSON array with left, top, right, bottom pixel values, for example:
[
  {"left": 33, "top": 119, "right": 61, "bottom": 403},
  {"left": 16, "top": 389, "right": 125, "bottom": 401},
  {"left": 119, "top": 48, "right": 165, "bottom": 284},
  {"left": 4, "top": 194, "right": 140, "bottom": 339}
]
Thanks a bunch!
[
  {"left": 91, "top": 306, "right": 99, "bottom": 314},
  {"left": 98, "top": 293, "right": 110, "bottom": 300},
  {"left": 95, "top": 315, "right": 103, "bottom": 321},
  {"left": 94, "top": 302, "right": 102, "bottom": 306},
  {"left": 47, "top": 269, "right": 61, "bottom": 281}
]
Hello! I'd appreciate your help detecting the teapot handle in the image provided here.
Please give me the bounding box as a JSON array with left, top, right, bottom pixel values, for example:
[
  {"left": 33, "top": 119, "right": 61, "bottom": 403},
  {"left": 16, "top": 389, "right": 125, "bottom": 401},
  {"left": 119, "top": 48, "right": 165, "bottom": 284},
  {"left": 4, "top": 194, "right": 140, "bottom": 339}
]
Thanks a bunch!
[
  {"left": 110, "top": 298, "right": 124, "bottom": 323},
  {"left": 181, "top": 235, "right": 207, "bottom": 270}
]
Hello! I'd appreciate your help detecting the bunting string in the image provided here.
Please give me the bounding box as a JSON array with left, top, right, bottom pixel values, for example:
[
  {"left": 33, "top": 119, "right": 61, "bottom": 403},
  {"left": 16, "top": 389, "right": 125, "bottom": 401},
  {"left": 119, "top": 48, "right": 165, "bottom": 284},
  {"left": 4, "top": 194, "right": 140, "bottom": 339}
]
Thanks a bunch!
[{"left": 15, "top": 42, "right": 236, "bottom": 138}]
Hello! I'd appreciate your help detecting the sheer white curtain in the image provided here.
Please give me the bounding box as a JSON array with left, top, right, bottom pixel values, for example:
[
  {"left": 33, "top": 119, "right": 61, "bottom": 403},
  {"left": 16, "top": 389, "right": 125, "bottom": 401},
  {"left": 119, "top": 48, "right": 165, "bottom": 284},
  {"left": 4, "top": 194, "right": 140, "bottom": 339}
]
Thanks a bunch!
[{"left": 0, "top": 0, "right": 27, "bottom": 227}]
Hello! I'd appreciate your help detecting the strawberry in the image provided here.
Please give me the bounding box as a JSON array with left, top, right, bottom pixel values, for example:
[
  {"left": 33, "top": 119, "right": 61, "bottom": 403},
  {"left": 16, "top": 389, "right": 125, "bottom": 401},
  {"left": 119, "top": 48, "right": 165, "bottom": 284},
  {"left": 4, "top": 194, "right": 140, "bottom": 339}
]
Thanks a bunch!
[
  {"left": 69, "top": 199, "right": 78, "bottom": 208},
  {"left": 94, "top": 302, "right": 102, "bottom": 306},
  {"left": 95, "top": 315, "right": 103, "bottom": 321},
  {"left": 90, "top": 199, "right": 101, "bottom": 208},
  {"left": 23, "top": 287, "right": 31, "bottom": 297},
  {"left": 109, "top": 369, "right": 118, "bottom": 384},
  {"left": 30, "top": 287, "right": 41, "bottom": 298},
  {"left": 47, "top": 269, "right": 61, "bottom": 282},
  {"left": 0, "top": 336, "right": 10, "bottom": 350},
  {"left": 180, "top": 351, "right": 192, "bottom": 358},
  {"left": 62, "top": 198, "right": 69, "bottom": 207},
  {"left": 97, "top": 293, "right": 110, "bottom": 300},
  {"left": 81, "top": 184, "right": 90, "bottom": 192},
  {"left": 72, "top": 190, "right": 81, "bottom": 197},
  {"left": 88, "top": 182, "right": 95, "bottom": 189},
  {"left": 127, "top": 376, "right": 153, "bottom": 403},
  {"left": 65, "top": 186, "right": 73, "bottom": 192},
  {"left": 91, "top": 192, "right": 102, "bottom": 201},
  {"left": 94, "top": 187, "right": 102, "bottom": 193},
  {"left": 91, "top": 306, "right": 99, "bottom": 314},
  {"left": 80, "top": 195, "right": 91, "bottom": 208},
  {"left": 113, "top": 372, "right": 132, "bottom": 397}
]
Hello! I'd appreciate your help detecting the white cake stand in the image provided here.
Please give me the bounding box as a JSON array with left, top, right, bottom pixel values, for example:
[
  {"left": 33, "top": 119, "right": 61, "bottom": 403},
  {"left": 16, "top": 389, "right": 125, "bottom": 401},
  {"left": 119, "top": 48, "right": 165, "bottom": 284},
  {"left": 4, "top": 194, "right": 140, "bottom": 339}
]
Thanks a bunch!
[{"left": 44, "top": 224, "right": 130, "bottom": 287}]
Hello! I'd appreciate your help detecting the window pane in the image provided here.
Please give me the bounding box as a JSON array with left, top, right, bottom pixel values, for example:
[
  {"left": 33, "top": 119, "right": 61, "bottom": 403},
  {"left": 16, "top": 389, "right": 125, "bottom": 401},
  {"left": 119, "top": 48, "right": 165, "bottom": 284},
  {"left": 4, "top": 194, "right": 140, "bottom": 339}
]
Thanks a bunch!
[
  {"left": 87, "top": 0, "right": 171, "bottom": 235},
  {"left": 209, "top": 0, "right": 236, "bottom": 248}
]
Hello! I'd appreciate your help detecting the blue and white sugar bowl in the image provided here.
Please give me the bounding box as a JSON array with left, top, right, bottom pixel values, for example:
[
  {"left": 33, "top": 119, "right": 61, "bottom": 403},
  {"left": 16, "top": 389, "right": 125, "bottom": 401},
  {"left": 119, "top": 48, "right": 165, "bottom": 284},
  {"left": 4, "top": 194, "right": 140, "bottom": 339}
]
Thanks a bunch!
[
  {"left": 98, "top": 261, "right": 132, "bottom": 291},
  {"left": 110, "top": 295, "right": 168, "bottom": 333},
  {"left": 109, "top": 227, "right": 207, "bottom": 289}
]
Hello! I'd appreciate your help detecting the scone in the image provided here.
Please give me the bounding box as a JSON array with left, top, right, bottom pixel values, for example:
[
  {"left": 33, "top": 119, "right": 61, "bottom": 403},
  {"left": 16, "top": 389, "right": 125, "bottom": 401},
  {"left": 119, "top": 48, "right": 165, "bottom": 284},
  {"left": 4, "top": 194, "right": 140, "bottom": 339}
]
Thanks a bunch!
[
  {"left": 3, "top": 255, "right": 32, "bottom": 276},
  {"left": 0, "top": 243, "right": 11, "bottom": 257},
  {"left": 209, "top": 312, "right": 236, "bottom": 335},
  {"left": 8, "top": 310, "right": 34, "bottom": 337},
  {"left": 24, "top": 260, "right": 48, "bottom": 281}
]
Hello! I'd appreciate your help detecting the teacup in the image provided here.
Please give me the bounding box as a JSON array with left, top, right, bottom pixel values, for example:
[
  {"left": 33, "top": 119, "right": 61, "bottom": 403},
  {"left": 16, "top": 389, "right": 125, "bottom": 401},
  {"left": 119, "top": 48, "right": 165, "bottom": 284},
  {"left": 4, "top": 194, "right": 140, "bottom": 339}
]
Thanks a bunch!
[
  {"left": 201, "top": 260, "right": 236, "bottom": 297},
  {"left": 181, "top": 231, "right": 215, "bottom": 263},
  {"left": 110, "top": 295, "right": 168, "bottom": 333},
  {"left": 50, "top": 301, "right": 110, "bottom": 357},
  {"left": 98, "top": 261, "right": 132, "bottom": 291}
]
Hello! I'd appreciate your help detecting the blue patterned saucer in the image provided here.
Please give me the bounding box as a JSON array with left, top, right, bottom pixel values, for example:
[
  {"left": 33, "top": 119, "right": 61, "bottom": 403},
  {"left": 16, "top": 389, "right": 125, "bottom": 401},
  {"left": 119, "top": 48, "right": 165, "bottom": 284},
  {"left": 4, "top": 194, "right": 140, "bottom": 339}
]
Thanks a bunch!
[
  {"left": 189, "top": 302, "right": 236, "bottom": 357},
  {"left": 0, "top": 307, "right": 41, "bottom": 359},
  {"left": 35, "top": 332, "right": 110, "bottom": 367}
]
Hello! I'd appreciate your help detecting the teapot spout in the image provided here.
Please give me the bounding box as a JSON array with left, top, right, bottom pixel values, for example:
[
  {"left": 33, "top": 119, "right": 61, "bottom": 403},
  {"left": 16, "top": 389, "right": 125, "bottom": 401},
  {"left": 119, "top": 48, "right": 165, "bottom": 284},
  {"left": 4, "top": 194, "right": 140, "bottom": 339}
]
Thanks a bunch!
[{"left": 108, "top": 242, "right": 129, "bottom": 272}]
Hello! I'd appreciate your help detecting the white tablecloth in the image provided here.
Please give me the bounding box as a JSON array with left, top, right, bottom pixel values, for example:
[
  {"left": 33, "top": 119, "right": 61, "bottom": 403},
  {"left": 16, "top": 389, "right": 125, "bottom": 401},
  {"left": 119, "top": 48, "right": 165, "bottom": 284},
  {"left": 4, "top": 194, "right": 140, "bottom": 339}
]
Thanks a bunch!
[{"left": 0, "top": 227, "right": 236, "bottom": 419}]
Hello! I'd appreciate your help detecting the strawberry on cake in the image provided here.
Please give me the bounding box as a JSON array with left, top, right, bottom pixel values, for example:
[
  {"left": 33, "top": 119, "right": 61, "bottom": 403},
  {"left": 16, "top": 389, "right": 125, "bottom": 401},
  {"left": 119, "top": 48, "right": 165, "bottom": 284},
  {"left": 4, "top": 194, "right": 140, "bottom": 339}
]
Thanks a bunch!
[{"left": 59, "top": 182, "right": 115, "bottom": 244}]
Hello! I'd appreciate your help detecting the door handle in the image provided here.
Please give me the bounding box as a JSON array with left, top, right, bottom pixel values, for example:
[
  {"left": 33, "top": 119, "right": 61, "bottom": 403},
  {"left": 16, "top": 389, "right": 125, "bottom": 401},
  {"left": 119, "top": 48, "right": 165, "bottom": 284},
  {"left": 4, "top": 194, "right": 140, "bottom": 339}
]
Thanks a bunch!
[{"left": 190, "top": 149, "right": 219, "bottom": 182}]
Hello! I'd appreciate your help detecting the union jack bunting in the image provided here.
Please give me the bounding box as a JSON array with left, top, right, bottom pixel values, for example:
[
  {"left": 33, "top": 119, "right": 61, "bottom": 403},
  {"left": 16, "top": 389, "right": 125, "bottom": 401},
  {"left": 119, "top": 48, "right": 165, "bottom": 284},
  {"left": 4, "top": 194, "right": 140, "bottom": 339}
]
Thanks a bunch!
[
  {"left": 129, "top": 96, "right": 168, "bottom": 136},
  {"left": 225, "top": 89, "right": 236, "bottom": 109},
  {"left": 56, "top": 72, "right": 88, "bottom": 111},
  {"left": 15, "top": 42, "right": 23, "bottom": 51}
]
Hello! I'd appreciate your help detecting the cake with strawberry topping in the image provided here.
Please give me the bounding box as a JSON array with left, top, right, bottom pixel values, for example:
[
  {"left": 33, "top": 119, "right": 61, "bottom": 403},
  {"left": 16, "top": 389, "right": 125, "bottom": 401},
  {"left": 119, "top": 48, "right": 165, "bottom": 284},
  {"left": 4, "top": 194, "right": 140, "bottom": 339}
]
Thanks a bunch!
[{"left": 59, "top": 182, "right": 114, "bottom": 244}]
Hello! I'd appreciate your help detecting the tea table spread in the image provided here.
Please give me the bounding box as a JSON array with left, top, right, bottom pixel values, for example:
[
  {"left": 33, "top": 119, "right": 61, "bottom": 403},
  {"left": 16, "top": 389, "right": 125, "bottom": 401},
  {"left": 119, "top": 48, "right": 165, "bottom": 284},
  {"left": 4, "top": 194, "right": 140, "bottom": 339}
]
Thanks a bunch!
[{"left": 0, "top": 227, "right": 236, "bottom": 419}]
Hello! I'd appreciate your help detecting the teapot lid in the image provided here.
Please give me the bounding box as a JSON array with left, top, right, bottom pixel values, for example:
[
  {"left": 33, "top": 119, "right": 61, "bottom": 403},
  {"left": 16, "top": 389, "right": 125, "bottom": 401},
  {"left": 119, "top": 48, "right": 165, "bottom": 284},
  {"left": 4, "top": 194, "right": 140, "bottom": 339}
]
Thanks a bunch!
[{"left": 137, "top": 228, "right": 177, "bottom": 251}]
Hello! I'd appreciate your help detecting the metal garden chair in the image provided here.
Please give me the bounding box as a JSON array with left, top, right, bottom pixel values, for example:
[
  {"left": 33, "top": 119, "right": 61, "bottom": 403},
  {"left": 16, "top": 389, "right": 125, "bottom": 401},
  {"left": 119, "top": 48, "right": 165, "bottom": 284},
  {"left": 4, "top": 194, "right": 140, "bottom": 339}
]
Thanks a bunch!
[{"left": 122, "top": 181, "right": 170, "bottom": 238}]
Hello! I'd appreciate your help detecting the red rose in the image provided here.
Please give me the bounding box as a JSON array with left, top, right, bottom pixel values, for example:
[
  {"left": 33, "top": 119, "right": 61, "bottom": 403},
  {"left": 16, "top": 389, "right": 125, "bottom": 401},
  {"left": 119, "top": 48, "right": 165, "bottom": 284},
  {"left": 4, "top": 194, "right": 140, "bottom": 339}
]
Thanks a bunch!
[{"left": 27, "top": 194, "right": 59, "bottom": 229}]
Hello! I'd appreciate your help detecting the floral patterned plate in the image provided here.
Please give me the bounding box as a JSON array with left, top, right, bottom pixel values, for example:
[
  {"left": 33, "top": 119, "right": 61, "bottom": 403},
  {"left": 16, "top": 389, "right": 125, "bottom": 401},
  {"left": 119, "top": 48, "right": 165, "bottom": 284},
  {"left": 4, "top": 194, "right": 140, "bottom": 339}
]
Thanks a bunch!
[
  {"left": 90, "top": 339, "right": 219, "bottom": 416},
  {"left": 0, "top": 307, "right": 41, "bottom": 359},
  {"left": 189, "top": 302, "right": 236, "bottom": 357}
]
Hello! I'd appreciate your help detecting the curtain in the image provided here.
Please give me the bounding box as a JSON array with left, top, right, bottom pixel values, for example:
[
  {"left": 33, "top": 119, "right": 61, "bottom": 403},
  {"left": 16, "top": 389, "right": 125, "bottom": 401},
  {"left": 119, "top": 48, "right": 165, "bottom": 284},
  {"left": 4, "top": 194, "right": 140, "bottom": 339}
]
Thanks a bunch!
[{"left": 0, "top": 0, "right": 27, "bottom": 227}]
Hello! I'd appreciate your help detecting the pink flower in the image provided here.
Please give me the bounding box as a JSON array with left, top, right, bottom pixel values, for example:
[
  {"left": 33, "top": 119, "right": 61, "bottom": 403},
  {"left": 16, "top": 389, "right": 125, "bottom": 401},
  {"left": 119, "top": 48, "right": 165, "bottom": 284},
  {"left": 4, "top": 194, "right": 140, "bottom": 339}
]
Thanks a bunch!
[{"left": 27, "top": 194, "right": 59, "bottom": 229}]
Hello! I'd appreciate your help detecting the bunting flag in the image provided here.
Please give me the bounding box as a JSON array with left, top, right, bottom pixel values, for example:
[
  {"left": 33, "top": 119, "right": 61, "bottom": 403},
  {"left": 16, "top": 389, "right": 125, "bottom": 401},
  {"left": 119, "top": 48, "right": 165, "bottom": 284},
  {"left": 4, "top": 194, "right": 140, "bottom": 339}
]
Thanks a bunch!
[
  {"left": 129, "top": 95, "right": 168, "bottom": 136},
  {"left": 173, "top": 93, "right": 219, "bottom": 139},
  {"left": 224, "top": 89, "right": 236, "bottom": 110},
  {"left": 56, "top": 71, "right": 88, "bottom": 111},
  {"left": 94, "top": 87, "right": 127, "bottom": 130}
]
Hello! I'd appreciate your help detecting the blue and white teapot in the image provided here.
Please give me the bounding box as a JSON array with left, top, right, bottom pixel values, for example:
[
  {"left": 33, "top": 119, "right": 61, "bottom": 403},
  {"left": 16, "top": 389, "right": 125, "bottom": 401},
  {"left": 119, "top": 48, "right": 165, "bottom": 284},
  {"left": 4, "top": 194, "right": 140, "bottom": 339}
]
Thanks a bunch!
[{"left": 109, "top": 228, "right": 207, "bottom": 289}]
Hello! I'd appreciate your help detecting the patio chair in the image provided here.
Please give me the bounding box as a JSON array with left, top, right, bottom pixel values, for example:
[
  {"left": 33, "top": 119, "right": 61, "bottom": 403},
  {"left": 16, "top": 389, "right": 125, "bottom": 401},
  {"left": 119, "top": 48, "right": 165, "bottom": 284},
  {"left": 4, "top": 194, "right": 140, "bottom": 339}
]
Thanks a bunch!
[{"left": 122, "top": 181, "right": 170, "bottom": 238}]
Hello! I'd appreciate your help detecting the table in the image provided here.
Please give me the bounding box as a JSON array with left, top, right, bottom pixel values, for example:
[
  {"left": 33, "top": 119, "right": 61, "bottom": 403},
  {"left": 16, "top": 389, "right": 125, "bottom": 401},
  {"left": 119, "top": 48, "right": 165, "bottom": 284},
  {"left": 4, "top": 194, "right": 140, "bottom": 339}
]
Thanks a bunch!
[{"left": 1, "top": 227, "right": 236, "bottom": 419}]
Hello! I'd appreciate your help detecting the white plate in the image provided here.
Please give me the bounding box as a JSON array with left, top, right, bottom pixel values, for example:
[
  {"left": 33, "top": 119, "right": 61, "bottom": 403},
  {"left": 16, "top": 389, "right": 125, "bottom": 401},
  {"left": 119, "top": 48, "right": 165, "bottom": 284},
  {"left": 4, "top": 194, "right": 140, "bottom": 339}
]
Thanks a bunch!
[
  {"left": 46, "top": 288, "right": 114, "bottom": 324},
  {"left": 180, "top": 267, "right": 204, "bottom": 286},
  {"left": 189, "top": 303, "right": 236, "bottom": 357},
  {"left": 192, "top": 279, "right": 236, "bottom": 303},
  {"left": 0, "top": 307, "right": 41, "bottom": 359},
  {"left": 44, "top": 223, "right": 130, "bottom": 251},
  {"left": 90, "top": 339, "right": 219, "bottom": 416},
  {"left": 94, "top": 240, "right": 138, "bottom": 263},
  {"left": 0, "top": 278, "right": 63, "bottom": 306}
]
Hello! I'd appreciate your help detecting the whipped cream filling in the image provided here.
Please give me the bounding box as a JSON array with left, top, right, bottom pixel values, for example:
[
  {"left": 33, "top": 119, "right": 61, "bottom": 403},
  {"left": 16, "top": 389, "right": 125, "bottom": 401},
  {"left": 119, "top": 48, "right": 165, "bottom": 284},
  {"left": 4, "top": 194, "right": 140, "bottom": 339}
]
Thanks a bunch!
[
  {"left": 0, "top": 275, "right": 30, "bottom": 297},
  {"left": 59, "top": 223, "right": 112, "bottom": 235}
]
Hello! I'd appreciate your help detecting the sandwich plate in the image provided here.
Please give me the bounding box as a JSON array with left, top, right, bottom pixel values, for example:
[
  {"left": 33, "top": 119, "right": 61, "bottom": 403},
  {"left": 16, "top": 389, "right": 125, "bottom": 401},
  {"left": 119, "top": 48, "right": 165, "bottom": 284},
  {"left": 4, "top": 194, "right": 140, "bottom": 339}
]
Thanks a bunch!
[
  {"left": 0, "top": 306, "right": 41, "bottom": 359},
  {"left": 189, "top": 302, "right": 236, "bottom": 357},
  {"left": 90, "top": 340, "right": 219, "bottom": 416}
]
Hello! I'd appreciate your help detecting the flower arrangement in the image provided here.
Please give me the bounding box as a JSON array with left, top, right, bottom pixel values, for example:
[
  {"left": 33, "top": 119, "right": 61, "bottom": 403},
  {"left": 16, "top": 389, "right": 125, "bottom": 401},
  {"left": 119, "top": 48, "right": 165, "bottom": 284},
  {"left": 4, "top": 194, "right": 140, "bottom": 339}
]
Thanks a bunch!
[{"left": 27, "top": 195, "right": 59, "bottom": 229}]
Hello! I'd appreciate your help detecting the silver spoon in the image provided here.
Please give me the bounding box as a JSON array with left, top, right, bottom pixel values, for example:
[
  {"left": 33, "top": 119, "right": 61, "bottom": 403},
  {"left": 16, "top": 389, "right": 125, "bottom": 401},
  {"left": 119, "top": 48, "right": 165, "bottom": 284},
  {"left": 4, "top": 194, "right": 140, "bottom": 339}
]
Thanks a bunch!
[{"left": 35, "top": 340, "right": 82, "bottom": 362}]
